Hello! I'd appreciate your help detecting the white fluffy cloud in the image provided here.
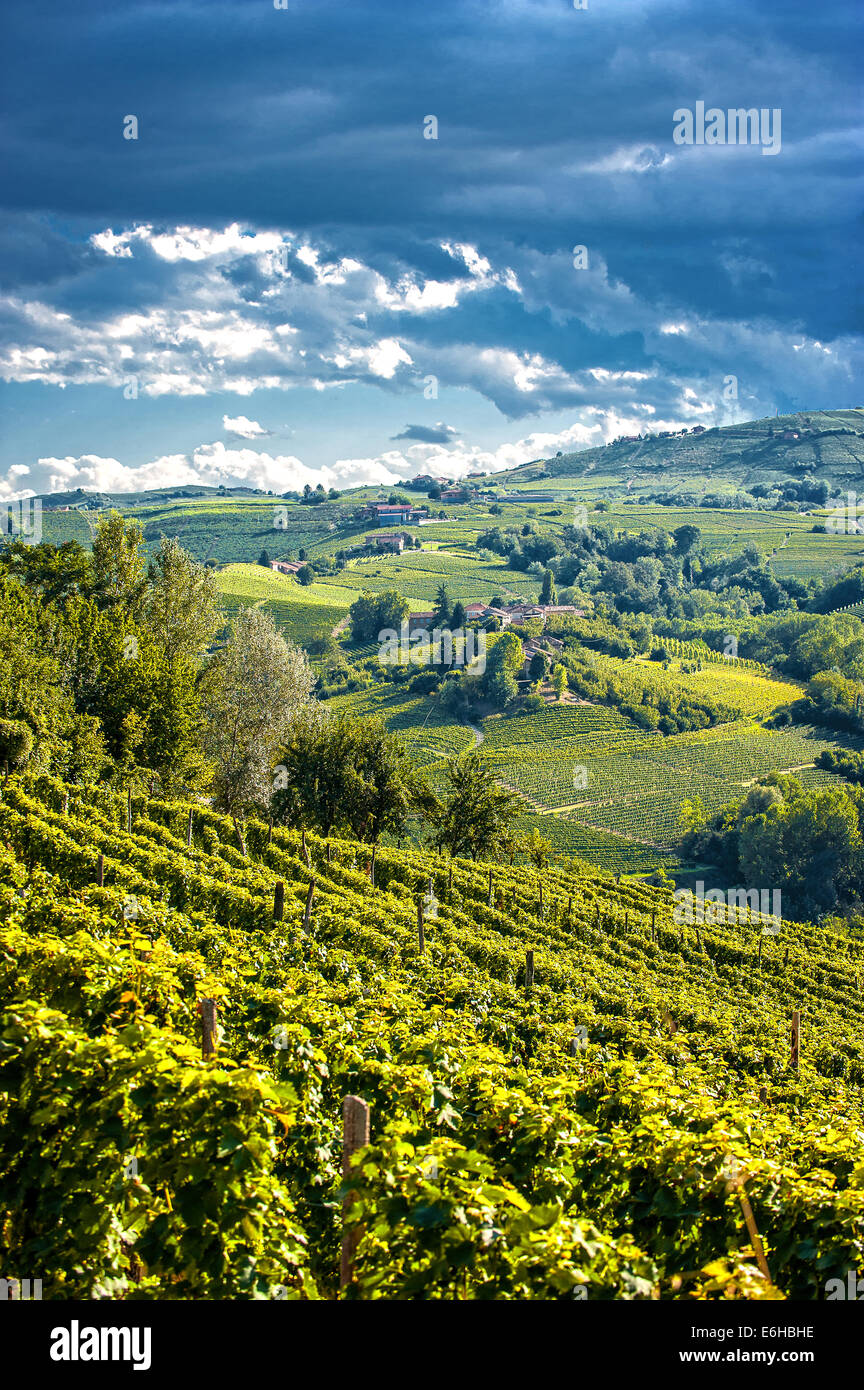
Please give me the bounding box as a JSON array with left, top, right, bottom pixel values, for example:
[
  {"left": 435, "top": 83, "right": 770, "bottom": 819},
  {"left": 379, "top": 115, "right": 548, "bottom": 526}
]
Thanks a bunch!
[
  {"left": 1, "top": 410, "right": 691, "bottom": 500},
  {"left": 223, "top": 414, "right": 270, "bottom": 439}
]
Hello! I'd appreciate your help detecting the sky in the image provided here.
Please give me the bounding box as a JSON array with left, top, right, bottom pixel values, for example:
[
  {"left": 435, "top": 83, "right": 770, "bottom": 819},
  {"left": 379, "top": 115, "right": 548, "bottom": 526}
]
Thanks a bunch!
[{"left": 0, "top": 0, "right": 861, "bottom": 498}]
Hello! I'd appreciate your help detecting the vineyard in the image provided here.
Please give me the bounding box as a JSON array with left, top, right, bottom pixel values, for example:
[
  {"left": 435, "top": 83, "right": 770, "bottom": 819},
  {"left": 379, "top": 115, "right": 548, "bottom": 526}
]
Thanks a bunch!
[{"left": 2, "top": 774, "right": 863, "bottom": 1300}]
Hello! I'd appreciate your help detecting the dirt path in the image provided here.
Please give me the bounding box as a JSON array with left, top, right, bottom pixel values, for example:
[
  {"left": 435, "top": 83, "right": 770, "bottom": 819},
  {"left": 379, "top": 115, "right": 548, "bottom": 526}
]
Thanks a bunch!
[
  {"left": 465, "top": 721, "right": 484, "bottom": 747},
  {"left": 331, "top": 615, "right": 351, "bottom": 638}
]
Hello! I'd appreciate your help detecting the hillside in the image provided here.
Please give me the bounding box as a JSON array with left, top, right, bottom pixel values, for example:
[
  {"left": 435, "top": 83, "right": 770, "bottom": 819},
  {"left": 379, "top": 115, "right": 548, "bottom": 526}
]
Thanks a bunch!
[
  {"left": 3, "top": 772, "right": 863, "bottom": 1299},
  {"left": 491, "top": 409, "right": 864, "bottom": 499}
]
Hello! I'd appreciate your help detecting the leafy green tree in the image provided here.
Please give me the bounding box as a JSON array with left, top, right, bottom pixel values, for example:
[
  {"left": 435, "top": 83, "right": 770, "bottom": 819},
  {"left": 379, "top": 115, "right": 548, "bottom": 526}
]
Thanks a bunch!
[
  {"left": 275, "top": 715, "right": 413, "bottom": 842},
  {"left": 540, "top": 569, "right": 556, "bottom": 604},
  {"left": 0, "top": 539, "right": 92, "bottom": 606},
  {"left": 420, "top": 749, "right": 524, "bottom": 860},
  {"left": 552, "top": 664, "right": 568, "bottom": 700},
  {"left": 528, "top": 650, "right": 548, "bottom": 682},
  {"left": 91, "top": 511, "right": 147, "bottom": 614},
  {"left": 146, "top": 536, "right": 219, "bottom": 666},
  {"left": 349, "top": 590, "right": 410, "bottom": 642},
  {"left": 202, "top": 607, "right": 316, "bottom": 816},
  {"left": 258, "top": 549, "right": 271, "bottom": 567},
  {"left": 522, "top": 828, "right": 553, "bottom": 870},
  {"left": 433, "top": 583, "right": 451, "bottom": 626},
  {"left": 451, "top": 600, "right": 467, "bottom": 630},
  {"left": 296, "top": 565, "right": 314, "bottom": 587}
]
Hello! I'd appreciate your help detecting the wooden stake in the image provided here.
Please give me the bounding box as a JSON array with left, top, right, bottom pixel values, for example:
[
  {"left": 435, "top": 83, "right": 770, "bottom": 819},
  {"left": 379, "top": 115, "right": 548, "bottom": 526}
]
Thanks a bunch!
[
  {"left": 790, "top": 1010, "right": 801, "bottom": 1071},
  {"left": 783, "top": 947, "right": 789, "bottom": 969},
  {"left": 96, "top": 852, "right": 104, "bottom": 887},
  {"left": 199, "top": 998, "right": 218, "bottom": 1059},
  {"left": 340, "top": 1095, "right": 370, "bottom": 1290},
  {"left": 303, "top": 879, "right": 316, "bottom": 929},
  {"left": 525, "top": 950, "right": 534, "bottom": 988},
  {"left": 567, "top": 895, "right": 572, "bottom": 920},
  {"left": 327, "top": 842, "right": 332, "bottom": 864},
  {"left": 186, "top": 807, "right": 193, "bottom": 849},
  {"left": 274, "top": 881, "right": 285, "bottom": 922},
  {"left": 448, "top": 863, "right": 453, "bottom": 895},
  {"left": 487, "top": 866, "right": 493, "bottom": 906},
  {"left": 417, "top": 898, "right": 425, "bottom": 953},
  {"left": 266, "top": 814, "right": 273, "bottom": 848},
  {"left": 726, "top": 1170, "right": 772, "bottom": 1284},
  {"left": 301, "top": 828, "right": 310, "bottom": 868},
  {"left": 757, "top": 934, "right": 763, "bottom": 967},
  {"left": 370, "top": 845, "right": 376, "bottom": 888},
  {"left": 126, "top": 787, "right": 132, "bottom": 834}
]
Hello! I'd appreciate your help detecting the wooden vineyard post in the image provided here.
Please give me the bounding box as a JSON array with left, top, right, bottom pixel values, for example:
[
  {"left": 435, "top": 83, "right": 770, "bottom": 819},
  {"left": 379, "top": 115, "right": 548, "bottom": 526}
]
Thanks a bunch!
[
  {"left": 327, "top": 842, "right": 332, "bottom": 865},
  {"left": 301, "top": 828, "right": 311, "bottom": 868},
  {"left": 340, "top": 1095, "right": 370, "bottom": 1291},
  {"left": 417, "top": 898, "right": 425, "bottom": 954},
  {"left": 567, "top": 895, "right": 572, "bottom": 921},
  {"left": 447, "top": 863, "right": 453, "bottom": 898},
  {"left": 266, "top": 814, "right": 273, "bottom": 849},
  {"left": 783, "top": 947, "right": 789, "bottom": 969},
  {"left": 186, "top": 807, "right": 193, "bottom": 849},
  {"left": 525, "top": 950, "right": 534, "bottom": 988},
  {"left": 724, "top": 1161, "right": 772, "bottom": 1284},
  {"left": 757, "top": 934, "right": 763, "bottom": 968},
  {"left": 199, "top": 998, "right": 218, "bottom": 1059},
  {"left": 487, "top": 866, "right": 493, "bottom": 907},
  {"left": 274, "top": 881, "right": 285, "bottom": 923},
  {"left": 126, "top": 787, "right": 132, "bottom": 834},
  {"left": 790, "top": 1010, "right": 801, "bottom": 1071},
  {"left": 96, "top": 853, "right": 104, "bottom": 888},
  {"left": 303, "top": 880, "right": 316, "bottom": 930},
  {"left": 625, "top": 912, "right": 629, "bottom": 933}
]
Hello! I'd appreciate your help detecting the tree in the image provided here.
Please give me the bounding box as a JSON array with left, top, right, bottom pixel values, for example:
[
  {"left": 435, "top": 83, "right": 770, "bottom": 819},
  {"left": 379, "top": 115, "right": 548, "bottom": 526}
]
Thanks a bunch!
[
  {"left": 349, "top": 590, "right": 410, "bottom": 642},
  {"left": 451, "top": 599, "right": 466, "bottom": 630},
  {"left": 420, "top": 749, "right": 524, "bottom": 860},
  {"left": 481, "top": 630, "right": 524, "bottom": 709},
  {"left": 552, "top": 664, "right": 568, "bottom": 701},
  {"left": 202, "top": 607, "right": 316, "bottom": 816},
  {"left": 433, "top": 583, "right": 451, "bottom": 626},
  {"left": 296, "top": 564, "right": 314, "bottom": 587},
  {"left": 677, "top": 796, "right": 706, "bottom": 833},
  {"left": 672, "top": 525, "right": 701, "bottom": 554},
  {"left": 275, "top": 715, "right": 413, "bottom": 842},
  {"left": 540, "top": 569, "right": 556, "bottom": 604},
  {"left": 0, "top": 539, "right": 92, "bottom": 606},
  {"left": 145, "top": 536, "right": 219, "bottom": 666},
  {"left": 258, "top": 549, "right": 271, "bottom": 567},
  {"left": 528, "top": 650, "right": 548, "bottom": 682},
  {"left": 91, "top": 511, "right": 147, "bottom": 614},
  {"left": 522, "top": 828, "right": 553, "bottom": 870}
]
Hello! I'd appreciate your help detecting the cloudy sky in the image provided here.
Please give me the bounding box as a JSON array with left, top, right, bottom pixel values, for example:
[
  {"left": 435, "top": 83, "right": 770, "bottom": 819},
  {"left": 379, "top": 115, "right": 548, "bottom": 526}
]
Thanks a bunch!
[{"left": 1, "top": 0, "right": 861, "bottom": 497}]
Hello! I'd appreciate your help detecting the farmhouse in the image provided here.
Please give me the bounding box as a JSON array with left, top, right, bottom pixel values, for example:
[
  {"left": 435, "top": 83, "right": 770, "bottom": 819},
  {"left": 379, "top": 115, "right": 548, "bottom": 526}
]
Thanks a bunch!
[
  {"left": 363, "top": 502, "right": 429, "bottom": 525},
  {"left": 269, "top": 560, "right": 304, "bottom": 575},
  {"left": 365, "top": 531, "right": 407, "bottom": 552}
]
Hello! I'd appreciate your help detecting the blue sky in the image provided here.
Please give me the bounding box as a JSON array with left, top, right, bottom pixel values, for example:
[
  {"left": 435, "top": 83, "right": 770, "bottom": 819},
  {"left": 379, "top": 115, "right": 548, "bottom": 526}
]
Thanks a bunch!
[{"left": 0, "top": 0, "right": 861, "bottom": 496}]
